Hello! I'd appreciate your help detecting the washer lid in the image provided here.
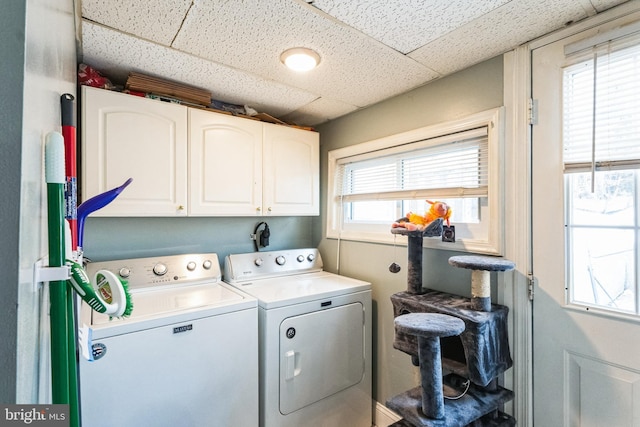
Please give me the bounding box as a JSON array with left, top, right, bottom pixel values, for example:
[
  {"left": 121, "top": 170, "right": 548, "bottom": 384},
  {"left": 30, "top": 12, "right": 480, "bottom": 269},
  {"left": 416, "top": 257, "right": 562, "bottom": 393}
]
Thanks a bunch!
[
  {"left": 90, "top": 282, "right": 253, "bottom": 326},
  {"left": 230, "top": 271, "right": 371, "bottom": 309}
]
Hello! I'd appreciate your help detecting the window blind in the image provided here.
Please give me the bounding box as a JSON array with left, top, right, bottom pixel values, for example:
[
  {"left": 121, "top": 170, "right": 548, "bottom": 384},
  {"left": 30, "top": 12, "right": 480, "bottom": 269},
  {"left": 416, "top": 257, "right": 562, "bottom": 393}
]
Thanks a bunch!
[
  {"left": 563, "top": 39, "right": 640, "bottom": 174},
  {"left": 335, "top": 127, "right": 489, "bottom": 202}
]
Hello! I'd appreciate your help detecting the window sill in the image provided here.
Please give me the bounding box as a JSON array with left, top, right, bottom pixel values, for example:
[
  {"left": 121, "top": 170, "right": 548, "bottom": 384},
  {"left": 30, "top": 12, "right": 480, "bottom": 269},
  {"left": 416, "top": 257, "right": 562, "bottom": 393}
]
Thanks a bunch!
[{"left": 326, "top": 229, "right": 502, "bottom": 255}]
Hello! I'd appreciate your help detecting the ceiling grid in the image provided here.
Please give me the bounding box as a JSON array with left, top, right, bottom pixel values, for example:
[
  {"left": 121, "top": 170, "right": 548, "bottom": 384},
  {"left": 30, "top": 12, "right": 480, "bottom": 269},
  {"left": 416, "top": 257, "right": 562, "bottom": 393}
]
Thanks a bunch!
[{"left": 79, "top": 0, "right": 630, "bottom": 126}]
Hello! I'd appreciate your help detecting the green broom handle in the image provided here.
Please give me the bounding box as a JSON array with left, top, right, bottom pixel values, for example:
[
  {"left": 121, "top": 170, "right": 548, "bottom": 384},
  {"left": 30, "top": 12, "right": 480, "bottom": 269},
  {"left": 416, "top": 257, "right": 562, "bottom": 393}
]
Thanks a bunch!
[
  {"left": 66, "top": 285, "right": 79, "bottom": 427},
  {"left": 45, "top": 133, "right": 72, "bottom": 408}
]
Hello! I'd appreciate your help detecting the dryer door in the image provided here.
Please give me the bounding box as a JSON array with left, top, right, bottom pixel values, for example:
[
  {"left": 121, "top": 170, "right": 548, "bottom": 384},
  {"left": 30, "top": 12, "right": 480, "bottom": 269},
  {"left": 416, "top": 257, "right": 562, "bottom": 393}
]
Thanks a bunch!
[{"left": 279, "top": 302, "right": 365, "bottom": 415}]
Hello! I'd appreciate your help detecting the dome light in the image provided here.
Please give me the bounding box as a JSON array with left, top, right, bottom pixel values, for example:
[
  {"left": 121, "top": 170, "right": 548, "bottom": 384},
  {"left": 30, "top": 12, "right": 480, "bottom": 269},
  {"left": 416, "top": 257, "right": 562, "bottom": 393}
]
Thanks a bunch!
[{"left": 280, "top": 47, "right": 320, "bottom": 72}]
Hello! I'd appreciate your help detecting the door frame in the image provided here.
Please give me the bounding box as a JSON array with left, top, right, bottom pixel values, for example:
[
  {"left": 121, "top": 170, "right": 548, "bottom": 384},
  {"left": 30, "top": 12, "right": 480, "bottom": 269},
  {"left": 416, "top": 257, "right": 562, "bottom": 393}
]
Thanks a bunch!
[{"left": 505, "top": 2, "right": 640, "bottom": 426}]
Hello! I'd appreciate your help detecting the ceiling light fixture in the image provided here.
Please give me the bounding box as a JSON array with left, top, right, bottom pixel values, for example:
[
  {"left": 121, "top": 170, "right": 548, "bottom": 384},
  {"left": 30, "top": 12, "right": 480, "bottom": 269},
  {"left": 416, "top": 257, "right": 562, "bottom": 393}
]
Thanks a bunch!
[{"left": 280, "top": 47, "right": 320, "bottom": 72}]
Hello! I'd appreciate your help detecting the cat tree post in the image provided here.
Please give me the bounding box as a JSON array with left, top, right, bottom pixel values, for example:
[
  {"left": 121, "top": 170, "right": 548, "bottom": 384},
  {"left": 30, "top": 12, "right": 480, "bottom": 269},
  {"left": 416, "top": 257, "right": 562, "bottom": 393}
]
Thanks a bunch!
[
  {"left": 447, "top": 255, "right": 516, "bottom": 312},
  {"left": 391, "top": 219, "right": 444, "bottom": 295},
  {"left": 407, "top": 233, "right": 425, "bottom": 294}
]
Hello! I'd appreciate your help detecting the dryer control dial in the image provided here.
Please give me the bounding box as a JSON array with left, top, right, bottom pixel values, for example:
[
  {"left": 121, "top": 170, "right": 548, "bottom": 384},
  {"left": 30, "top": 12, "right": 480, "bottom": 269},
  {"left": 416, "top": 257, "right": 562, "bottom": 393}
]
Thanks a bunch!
[
  {"left": 153, "top": 262, "right": 168, "bottom": 276},
  {"left": 203, "top": 259, "right": 213, "bottom": 270},
  {"left": 255, "top": 258, "right": 264, "bottom": 267},
  {"left": 307, "top": 254, "right": 315, "bottom": 262},
  {"left": 186, "top": 261, "right": 197, "bottom": 271},
  {"left": 276, "top": 255, "right": 286, "bottom": 266},
  {"left": 297, "top": 255, "right": 305, "bottom": 262},
  {"left": 118, "top": 267, "right": 131, "bottom": 278}
]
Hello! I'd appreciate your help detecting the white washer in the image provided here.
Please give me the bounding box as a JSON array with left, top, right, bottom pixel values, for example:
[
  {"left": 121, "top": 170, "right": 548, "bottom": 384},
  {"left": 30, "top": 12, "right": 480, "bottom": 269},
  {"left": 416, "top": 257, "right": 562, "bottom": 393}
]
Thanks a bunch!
[
  {"left": 78, "top": 253, "right": 258, "bottom": 427},
  {"left": 224, "top": 248, "right": 372, "bottom": 427}
]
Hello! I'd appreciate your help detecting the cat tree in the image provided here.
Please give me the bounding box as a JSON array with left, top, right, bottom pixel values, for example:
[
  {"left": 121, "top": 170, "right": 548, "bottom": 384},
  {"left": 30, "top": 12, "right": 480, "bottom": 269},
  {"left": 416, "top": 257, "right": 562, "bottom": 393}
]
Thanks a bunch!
[{"left": 387, "top": 221, "right": 516, "bottom": 427}]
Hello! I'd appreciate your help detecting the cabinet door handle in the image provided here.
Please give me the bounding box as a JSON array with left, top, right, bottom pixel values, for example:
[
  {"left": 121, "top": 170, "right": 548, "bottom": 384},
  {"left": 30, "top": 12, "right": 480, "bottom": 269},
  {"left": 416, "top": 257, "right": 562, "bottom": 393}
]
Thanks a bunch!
[
  {"left": 256, "top": 207, "right": 261, "bottom": 212},
  {"left": 267, "top": 207, "right": 272, "bottom": 212}
]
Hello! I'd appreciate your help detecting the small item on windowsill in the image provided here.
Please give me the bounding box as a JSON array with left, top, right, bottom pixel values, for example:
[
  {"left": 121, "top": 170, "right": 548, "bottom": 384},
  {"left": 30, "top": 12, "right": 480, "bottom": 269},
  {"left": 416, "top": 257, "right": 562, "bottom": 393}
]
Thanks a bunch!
[{"left": 442, "top": 225, "right": 455, "bottom": 243}]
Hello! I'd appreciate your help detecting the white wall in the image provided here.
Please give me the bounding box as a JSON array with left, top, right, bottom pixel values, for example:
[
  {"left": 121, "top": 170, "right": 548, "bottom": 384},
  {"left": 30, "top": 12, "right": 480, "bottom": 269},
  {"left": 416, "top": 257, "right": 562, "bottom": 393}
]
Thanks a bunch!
[{"left": 15, "top": 0, "right": 77, "bottom": 403}]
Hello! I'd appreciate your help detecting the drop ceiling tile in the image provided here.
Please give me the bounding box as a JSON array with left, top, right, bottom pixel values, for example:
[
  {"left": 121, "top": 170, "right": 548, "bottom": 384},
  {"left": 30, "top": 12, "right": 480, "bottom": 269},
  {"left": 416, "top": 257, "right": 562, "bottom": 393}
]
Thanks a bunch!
[
  {"left": 409, "top": 0, "right": 589, "bottom": 75},
  {"left": 310, "top": 0, "right": 511, "bottom": 54},
  {"left": 590, "top": 0, "right": 631, "bottom": 12},
  {"left": 81, "top": 0, "right": 192, "bottom": 45},
  {"left": 172, "top": 0, "right": 439, "bottom": 107},
  {"left": 281, "top": 97, "right": 360, "bottom": 126},
  {"left": 81, "top": 21, "right": 319, "bottom": 120}
]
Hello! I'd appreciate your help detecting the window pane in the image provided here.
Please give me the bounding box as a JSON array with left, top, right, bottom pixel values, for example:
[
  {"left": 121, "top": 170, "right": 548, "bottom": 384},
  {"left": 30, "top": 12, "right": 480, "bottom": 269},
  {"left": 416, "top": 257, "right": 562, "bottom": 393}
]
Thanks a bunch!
[
  {"left": 403, "top": 144, "right": 487, "bottom": 190},
  {"left": 563, "top": 44, "right": 640, "bottom": 165},
  {"left": 566, "top": 170, "right": 638, "bottom": 314},
  {"left": 347, "top": 200, "right": 398, "bottom": 223},
  {"left": 346, "top": 162, "right": 397, "bottom": 194},
  {"left": 569, "top": 227, "right": 636, "bottom": 313},
  {"left": 567, "top": 171, "right": 635, "bottom": 226},
  {"left": 338, "top": 133, "right": 488, "bottom": 198}
]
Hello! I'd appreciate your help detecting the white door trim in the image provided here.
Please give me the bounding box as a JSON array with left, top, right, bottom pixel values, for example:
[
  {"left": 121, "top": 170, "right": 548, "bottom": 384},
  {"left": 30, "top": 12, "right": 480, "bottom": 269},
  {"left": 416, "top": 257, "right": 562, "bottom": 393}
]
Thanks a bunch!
[{"left": 503, "top": 46, "right": 534, "bottom": 427}]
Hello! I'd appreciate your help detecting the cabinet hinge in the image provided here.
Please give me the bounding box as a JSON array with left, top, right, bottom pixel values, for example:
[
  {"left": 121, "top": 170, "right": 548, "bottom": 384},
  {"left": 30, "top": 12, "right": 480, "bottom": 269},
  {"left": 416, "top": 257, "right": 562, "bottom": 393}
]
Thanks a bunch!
[
  {"left": 527, "top": 273, "right": 536, "bottom": 301},
  {"left": 528, "top": 98, "right": 538, "bottom": 125}
]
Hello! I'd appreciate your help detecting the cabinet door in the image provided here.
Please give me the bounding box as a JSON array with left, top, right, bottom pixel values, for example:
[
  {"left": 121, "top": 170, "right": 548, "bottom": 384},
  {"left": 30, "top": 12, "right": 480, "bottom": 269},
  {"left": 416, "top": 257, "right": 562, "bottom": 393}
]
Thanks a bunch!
[
  {"left": 189, "top": 109, "right": 263, "bottom": 216},
  {"left": 263, "top": 124, "right": 319, "bottom": 216},
  {"left": 82, "top": 86, "right": 188, "bottom": 216}
]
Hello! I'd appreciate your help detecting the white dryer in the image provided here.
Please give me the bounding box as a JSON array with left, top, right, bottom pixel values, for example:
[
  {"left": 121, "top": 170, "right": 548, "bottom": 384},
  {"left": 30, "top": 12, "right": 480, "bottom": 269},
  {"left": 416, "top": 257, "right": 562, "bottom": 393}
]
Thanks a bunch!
[
  {"left": 79, "top": 253, "right": 258, "bottom": 427},
  {"left": 224, "top": 248, "right": 372, "bottom": 427}
]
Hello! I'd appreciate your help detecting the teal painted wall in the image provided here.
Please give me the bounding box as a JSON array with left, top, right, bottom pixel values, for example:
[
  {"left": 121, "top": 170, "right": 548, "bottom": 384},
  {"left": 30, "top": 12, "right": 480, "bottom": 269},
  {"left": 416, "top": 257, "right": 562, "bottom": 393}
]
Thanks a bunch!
[
  {"left": 83, "top": 216, "right": 315, "bottom": 265},
  {"left": 0, "top": 0, "right": 25, "bottom": 404}
]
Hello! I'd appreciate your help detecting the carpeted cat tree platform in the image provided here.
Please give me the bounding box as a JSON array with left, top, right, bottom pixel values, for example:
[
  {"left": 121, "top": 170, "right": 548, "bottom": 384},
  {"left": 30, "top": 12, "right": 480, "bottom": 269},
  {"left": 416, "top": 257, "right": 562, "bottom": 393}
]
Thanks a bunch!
[{"left": 387, "top": 222, "right": 516, "bottom": 427}]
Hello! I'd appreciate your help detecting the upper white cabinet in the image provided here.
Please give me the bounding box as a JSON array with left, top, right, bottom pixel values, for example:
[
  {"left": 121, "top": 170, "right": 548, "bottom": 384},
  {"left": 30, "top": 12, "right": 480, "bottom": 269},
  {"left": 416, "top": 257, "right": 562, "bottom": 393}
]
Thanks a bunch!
[
  {"left": 262, "top": 122, "right": 319, "bottom": 216},
  {"left": 189, "top": 109, "right": 319, "bottom": 216},
  {"left": 188, "top": 109, "right": 263, "bottom": 216},
  {"left": 82, "top": 87, "right": 319, "bottom": 217},
  {"left": 81, "top": 86, "right": 188, "bottom": 216}
]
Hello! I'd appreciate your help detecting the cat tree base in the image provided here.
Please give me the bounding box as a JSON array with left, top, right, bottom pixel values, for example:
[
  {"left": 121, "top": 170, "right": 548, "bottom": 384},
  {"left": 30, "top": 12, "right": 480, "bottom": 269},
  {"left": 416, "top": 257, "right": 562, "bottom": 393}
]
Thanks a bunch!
[{"left": 387, "top": 384, "right": 515, "bottom": 427}]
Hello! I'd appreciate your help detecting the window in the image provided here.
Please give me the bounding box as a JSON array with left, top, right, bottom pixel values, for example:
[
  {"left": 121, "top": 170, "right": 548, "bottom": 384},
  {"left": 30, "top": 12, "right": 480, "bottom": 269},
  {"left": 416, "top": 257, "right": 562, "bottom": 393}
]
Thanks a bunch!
[
  {"left": 327, "top": 108, "right": 504, "bottom": 254},
  {"left": 563, "top": 37, "right": 640, "bottom": 315}
]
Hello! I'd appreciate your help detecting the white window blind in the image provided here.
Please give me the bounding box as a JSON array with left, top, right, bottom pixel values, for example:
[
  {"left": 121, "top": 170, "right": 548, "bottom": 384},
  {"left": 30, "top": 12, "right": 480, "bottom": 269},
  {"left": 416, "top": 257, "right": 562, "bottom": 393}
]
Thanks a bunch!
[
  {"left": 335, "top": 127, "right": 489, "bottom": 202},
  {"left": 563, "top": 40, "right": 640, "bottom": 173}
]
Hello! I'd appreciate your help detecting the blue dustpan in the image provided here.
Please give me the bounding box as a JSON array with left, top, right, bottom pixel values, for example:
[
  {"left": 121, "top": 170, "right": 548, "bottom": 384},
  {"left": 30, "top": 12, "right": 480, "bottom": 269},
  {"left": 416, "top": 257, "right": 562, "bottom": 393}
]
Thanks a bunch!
[{"left": 77, "top": 178, "right": 132, "bottom": 248}]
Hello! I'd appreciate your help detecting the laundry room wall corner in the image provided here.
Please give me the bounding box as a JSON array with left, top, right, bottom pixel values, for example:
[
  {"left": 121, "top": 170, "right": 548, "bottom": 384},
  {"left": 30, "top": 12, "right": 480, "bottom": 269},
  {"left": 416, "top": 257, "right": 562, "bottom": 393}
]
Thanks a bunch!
[{"left": 316, "top": 55, "right": 505, "bottom": 409}]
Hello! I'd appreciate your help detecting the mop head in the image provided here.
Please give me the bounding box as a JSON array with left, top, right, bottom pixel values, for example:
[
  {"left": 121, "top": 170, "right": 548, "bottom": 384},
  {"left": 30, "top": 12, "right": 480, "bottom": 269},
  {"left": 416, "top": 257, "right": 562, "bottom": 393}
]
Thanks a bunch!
[{"left": 67, "top": 260, "right": 133, "bottom": 318}]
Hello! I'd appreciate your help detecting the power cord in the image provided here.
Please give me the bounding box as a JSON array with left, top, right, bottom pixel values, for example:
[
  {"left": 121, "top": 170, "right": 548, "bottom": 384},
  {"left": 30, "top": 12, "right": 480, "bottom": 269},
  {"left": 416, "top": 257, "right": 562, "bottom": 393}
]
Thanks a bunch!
[
  {"left": 253, "top": 222, "right": 270, "bottom": 252},
  {"left": 443, "top": 377, "right": 471, "bottom": 400}
]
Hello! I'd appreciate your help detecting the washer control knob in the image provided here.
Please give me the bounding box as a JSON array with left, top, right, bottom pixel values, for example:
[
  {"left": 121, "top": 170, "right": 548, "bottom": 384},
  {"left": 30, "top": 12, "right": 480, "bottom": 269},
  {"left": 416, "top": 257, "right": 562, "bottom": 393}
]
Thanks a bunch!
[
  {"left": 307, "top": 254, "right": 315, "bottom": 262},
  {"left": 203, "top": 259, "right": 212, "bottom": 270},
  {"left": 118, "top": 267, "right": 131, "bottom": 278},
  {"left": 297, "top": 255, "right": 305, "bottom": 262},
  {"left": 255, "top": 258, "right": 264, "bottom": 267},
  {"left": 153, "top": 263, "right": 168, "bottom": 276},
  {"left": 276, "top": 255, "right": 286, "bottom": 266},
  {"left": 186, "top": 261, "right": 197, "bottom": 271}
]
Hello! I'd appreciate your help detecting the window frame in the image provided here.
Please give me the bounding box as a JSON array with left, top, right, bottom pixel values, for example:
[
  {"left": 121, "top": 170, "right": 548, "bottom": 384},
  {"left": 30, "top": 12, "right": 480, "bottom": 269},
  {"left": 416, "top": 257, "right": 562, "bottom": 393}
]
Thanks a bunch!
[{"left": 326, "top": 107, "right": 505, "bottom": 255}]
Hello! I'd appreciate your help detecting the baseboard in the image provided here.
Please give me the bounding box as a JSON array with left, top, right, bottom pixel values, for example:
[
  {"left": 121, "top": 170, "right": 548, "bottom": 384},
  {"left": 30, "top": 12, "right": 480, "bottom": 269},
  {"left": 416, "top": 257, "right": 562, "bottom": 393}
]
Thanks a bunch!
[{"left": 374, "top": 401, "right": 402, "bottom": 427}]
